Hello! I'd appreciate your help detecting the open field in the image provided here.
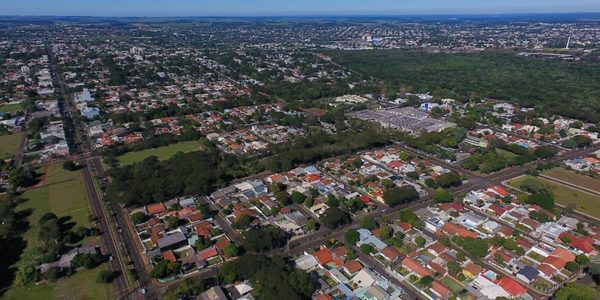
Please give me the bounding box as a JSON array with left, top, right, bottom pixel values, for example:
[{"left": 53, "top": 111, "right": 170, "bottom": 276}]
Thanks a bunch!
[
  {"left": 4, "top": 163, "right": 110, "bottom": 299},
  {"left": 0, "top": 133, "right": 23, "bottom": 160},
  {"left": 116, "top": 140, "right": 204, "bottom": 166},
  {"left": 0, "top": 103, "right": 23, "bottom": 113},
  {"left": 505, "top": 175, "right": 600, "bottom": 219},
  {"left": 3, "top": 263, "right": 113, "bottom": 300},
  {"left": 542, "top": 167, "right": 600, "bottom": 194}
]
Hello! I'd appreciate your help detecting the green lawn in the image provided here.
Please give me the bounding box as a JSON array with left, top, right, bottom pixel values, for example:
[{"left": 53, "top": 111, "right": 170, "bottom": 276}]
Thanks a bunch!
[
  {"left": 506, "top": 175, "right": 600, "bottom": 218},
  {"left": 3, "top": 263, "right": 113, "bottom": 300},
  {"left": 0, "top": 103, "right": 23, "bottom": 113},
  {"left": 0, "top": 133, "right": 23, "bottom": 160},
  {"left": 440, "top": 276, "right": 464, "bottom": 294},
  {"left": 116, "top": 140, "right": 205, "bottom": 166},
  {"left": 543, "top": 167, "right": 600, "bottom": 193},
  {"left": 496, "top": 148, "right": 517, "bottom": 160},
  {"left": 5, "top": 163, "right": 111, "bottom": 299}
]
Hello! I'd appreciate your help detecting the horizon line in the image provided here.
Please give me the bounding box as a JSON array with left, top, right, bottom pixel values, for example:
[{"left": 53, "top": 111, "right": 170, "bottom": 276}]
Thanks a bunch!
[{"left": 1, "top": 11, "right": 600, "bottom": 19}]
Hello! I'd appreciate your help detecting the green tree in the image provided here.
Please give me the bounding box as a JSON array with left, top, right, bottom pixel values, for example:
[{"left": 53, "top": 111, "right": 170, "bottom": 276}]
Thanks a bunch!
[
  {"left": 433, "top": 190, "right": 453, "bottom": 203},
  {"left": 223, "top": 244, "right": 238, "bottom": 257},
  {"left": 320, "top": 207, "right": 351, "bottom": 229},
  {"left": 415, "top": 236, "right": 426, "bottom": 247},
  {"left": 383, "top": 186, "right": 419, "bottom": 207},
  {"left": 360, "top": 244, "right": 374, "bottom": 254},
  {"left": 345, "top": 229, "right": 360, "bottom": 244},
  {"left": 361, "top": 216, "right": 377, "bottom": 230}
]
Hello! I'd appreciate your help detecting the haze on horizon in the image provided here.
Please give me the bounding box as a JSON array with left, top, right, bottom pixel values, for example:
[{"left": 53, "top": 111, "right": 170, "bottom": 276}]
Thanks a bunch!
[{"left": 2, "top": 0, "right": 600, "bottom": 17}]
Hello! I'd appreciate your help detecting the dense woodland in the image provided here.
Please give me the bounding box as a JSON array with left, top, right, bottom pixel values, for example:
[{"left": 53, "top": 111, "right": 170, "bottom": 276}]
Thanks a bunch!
[{"left": 328, "top": 50, "right": 600, "bottom": 123}]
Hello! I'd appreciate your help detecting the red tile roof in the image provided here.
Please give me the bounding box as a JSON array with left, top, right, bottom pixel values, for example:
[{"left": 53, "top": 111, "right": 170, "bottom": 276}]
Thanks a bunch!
[
  {"left": 147, "top": 203, "right": 167, "bottom": 215},
  {"left": 163, "top": 250, "right": 177, "bottom": 263},
  {"left": 551, "top": 247, "right": 576, "bottom": 262},
  {"left": 431, "top": 281, "right": 451, "bottom": 298},
  {"left": 543, "top": 256, "right": 566, "bottom": 270},
  {"left": 402, "top": 257, "right": 433, "bottom": 278},
  {"left": 537, "top": 263, "right": 556, "bottom": 277},
  {"left": 498, "top": 277, "right": 526, "bottom": 297},
  {"left": 314, "top": 248, "right": 333, "bottom": 265},
  {"left": 441, "top": 222, "right": 478, "bottom": 238},
  {"left": 381, "top": 246, "right": 401, "bottom": 261},
  {"left": 197, "top": 247, "right": 219, "bottom": 260},
  {"left": 343, "top": 260, "right": 363, "bottom": 274}
]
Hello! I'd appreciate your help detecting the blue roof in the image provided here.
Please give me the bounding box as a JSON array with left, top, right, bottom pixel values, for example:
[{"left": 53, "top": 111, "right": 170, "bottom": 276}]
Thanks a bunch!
[{"left": 518, "top": 266, "right": 539, "bottom": 280}]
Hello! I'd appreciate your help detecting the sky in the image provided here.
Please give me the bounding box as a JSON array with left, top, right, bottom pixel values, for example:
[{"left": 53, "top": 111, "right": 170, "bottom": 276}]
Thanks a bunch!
[{"left": 2, "top": 0, "right": 600, "bottom": 17}]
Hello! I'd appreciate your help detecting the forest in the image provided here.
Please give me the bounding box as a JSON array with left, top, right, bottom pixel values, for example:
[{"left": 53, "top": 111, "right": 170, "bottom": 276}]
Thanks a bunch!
[{"left": 327, "top": 50, "right": 600, "bottom": 122}]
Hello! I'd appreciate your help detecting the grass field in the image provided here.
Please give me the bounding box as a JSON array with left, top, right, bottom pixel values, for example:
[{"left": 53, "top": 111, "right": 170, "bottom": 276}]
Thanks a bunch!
[
  {"left": 3, "top": 263, "right": 113, "bottom": 300},
  {"left": 116, "top": 140, "right": 204, "bottom": 166},
  {"left": 0, "top": 103, "right": 23, "bottom": 113},
  {"left": 506, "top": 175, "right": 600, "bottom": 218},
  {"left": 0, "top": 133, "right": 23, "bottom": 160},
  {"left": 4, "top": 163, "right": 112, "bottom": 299},
  {"left": 440, "top": 276, "right": 464, "bottom": 294},
  {"left": 542, "top": 167, "right": 600, "bottom": 194}
]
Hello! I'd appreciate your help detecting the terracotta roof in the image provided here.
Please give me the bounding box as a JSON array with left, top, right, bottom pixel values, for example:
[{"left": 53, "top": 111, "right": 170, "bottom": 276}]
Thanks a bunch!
[
  {"left": 463, "top": 262, "right": 482, "bottom": 276},
  {"left": 343, "top": 260, "right": 363, "bottom": 274},
  {"left": 315, "top": 294, "right": 333, "bottom": 300},
  {"left": 147, "top": 203, "right": 167, "bottom": 215},
  {"left": 441, "top": 222, "right": 478, "bottom": 238},
  {"left": 402, "top": 257, "right": 433, "bottom": 278},
  {"left": 543, "top": 256, "right": 566, "bottom": 270},
  {"left": 431, "top": 281, "right": 451, "bottom": 298},
  {"left": 498, "top": 276, "right": 527, "bottom": 297},
  {"left": 197, "top": 247, "right": 219, "bottom": 260},
  {"left": 537, "top": 263, "right": 556, "bottom": 277},
  {"left": 550, "top": 247, "right": 576, "bottom": 262},
  {"left": 428, "top": 261, "right": 447, "bottom": 275},
  {"left": 163, "top": 250, "right": 176, "bottom": 263},
  {"left": 381, "top": 246, "right": 401, "bottom": 261},
  {"left": 428, "top": 242, "right": 447, "bottom": 255},
  {"left": 314, "top": 248, "right": 333, "bottom": 265}
]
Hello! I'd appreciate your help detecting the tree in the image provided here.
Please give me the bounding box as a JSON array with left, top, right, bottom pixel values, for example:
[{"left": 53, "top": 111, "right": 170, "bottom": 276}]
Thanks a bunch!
[
  {"left": 433, "top": 190, "right": 453, "bottom": 203},
  {"left": 290, "top": 191, "right": 306, "bottom": 204},
  {"left": 554, "top": 283, "right": 600, "bottom": 300},
  {"left": 320, "top": 207, "right": 351, "bottom": 229},
  {"left": 62, "top": 160, "right": 78, "bottom": 171},
  {"left": 223, "top": 244, "right": 238, "bottom": 257},
  {"left": 380, "top": 225, "right": 393, "bottom": 240},
  {"left": 534, "top": 145, "right": 559, "bottom": 159},
  {"left": 360, "top": 244, "right": 374, "bottom": 254},
  {"left": 415, "top": 236, "right": 426, "bottom": 247},
  {"left": 97, "top": 270, "right": 118, "bottom": 283},
  {"left": 418, "top": 276, "right": 434, "bottom": 288},
  {"left": 527, "top": 192, "right": 555, "bottom": 210},
  {"left": 576, "top": 254, "right": 590, "bottom": 266},
  {"left": 233, "top": 214, "right": 253, "bottom": 229},
  {"left": 398, "top": 210, "right": 424, "bottom": 229},
  {"left": 447, "top": 261, "right": 461, "bottom": 276},
  {"left": 130, "top": 212, "right": 148, "bottom": 224},
  {"left": 289, "top": 269, "right": 317, "bottom": 298},
  {"left": 383, "top": 186, "right": 419, "bottom": 207},
  {"left": 151, "top": 260, "right": 180, "bottom": 279},
  {"left": 345, "top": 229, "right": 360, "bottom": 244},
  {"left": 71, "top": 253, "right": 104, "bottom": 269},
  {"left": 462, "top": 238, "right": 489, "bottom": 258},
  {"left": 435, "top": 172, "right": 462, "bottom": 188},
  {"left": 565, "top": 261, "right": 580, "bottom": 272},
  {"left": 361, "top": 216, "right": 377, "bottom": 230},
  {"left": 305, "top": 219, "right": 318, "bottom": 231},
  {"left": 243, "top": 226, "right": 287, "bottom": 252}
]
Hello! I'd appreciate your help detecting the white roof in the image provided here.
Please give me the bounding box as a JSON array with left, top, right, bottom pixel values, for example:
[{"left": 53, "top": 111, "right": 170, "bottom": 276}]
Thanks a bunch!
[
  {"left": 234, "top": 282, "right": 253, "bottom": 295},
  {"left": 295, "top": 254, "right": 319, "bottom": 271}
]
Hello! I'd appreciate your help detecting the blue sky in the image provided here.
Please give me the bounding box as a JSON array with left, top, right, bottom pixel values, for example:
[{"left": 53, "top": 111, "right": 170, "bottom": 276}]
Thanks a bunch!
[{"left": 2, "top": 0, "right": 600, "bottom": 17}]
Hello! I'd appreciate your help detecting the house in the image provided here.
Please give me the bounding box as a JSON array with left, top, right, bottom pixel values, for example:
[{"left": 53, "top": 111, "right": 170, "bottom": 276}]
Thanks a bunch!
[
  {"left": 197, "top": 247, "right": 220, "bottom": 261},
  {"left": 497, "top": 276, "right": 527, "bottom": 297},
  {"left": 380, "top": 246, "right": 401, "bottom": 262},
  {"left": 295, "top": 254, "right": 319, "bottom": 271},
  {"left": 431, "top": 281, "right": 451, "bottom": 299},
  {"left": 462, "top": 262, "right": 483, "bottom": 280},
  {"left": 147, "top": 203, "right": 167, "bottom": 215},
  {"left": 427, "top": 242, "right": 447, "bottom": 256},
  {"left": 343, "top": 260, "right": 363, "bottom": 275},
  {"left": 357, "top": 228, "right": 387, "bottom": 251},
  {"left": 314, "top": 247, "right": 333, "bottom": 266},
  {"left": 401, "top": 257, "right": 433, "bottom": 278},
  {"left": 516, "top": 266, "right": 539, "bottom": 283},
  {"left": 349, "top": 269, "right": 380, "bottom": 289},
  {"left": 156, "top": 231, "right": 187, "bottom": 250},
  {"left": 199, "top": 286, "right": 228, "bottom": 300}
]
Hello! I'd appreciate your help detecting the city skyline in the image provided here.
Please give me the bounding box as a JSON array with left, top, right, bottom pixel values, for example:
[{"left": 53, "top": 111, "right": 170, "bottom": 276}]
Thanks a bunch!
[{"left": 2, "top": 0, "right": 600, "bottom": 17}]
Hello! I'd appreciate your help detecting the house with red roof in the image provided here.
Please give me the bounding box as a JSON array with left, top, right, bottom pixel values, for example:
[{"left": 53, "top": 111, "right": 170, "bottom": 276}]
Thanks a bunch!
[
  {"left": 497, "top": 277, "right": 526, "bottom": 297},
  {"left": 431, "top": 281, "right": 451, "bottom": 299},
  {"left": 401, "top": 257, "right": 433, "bottom": 278},
  {"left": 314, "top": 247, "right": 333, "bottom": 266},
  {"left": 380, "top": 246, "right": 401, "bottom": 262},
  {"left": 146, "top": 203, "right": 167, "bottom": 215},
  {"left": 488, "top": 186, "right": 509, "bottom": 197}
]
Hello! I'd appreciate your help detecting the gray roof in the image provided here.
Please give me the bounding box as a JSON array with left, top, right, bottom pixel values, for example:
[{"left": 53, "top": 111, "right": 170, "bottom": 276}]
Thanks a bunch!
[{"left": 157, "top": 231, "right": 187, "bottom": 249}]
